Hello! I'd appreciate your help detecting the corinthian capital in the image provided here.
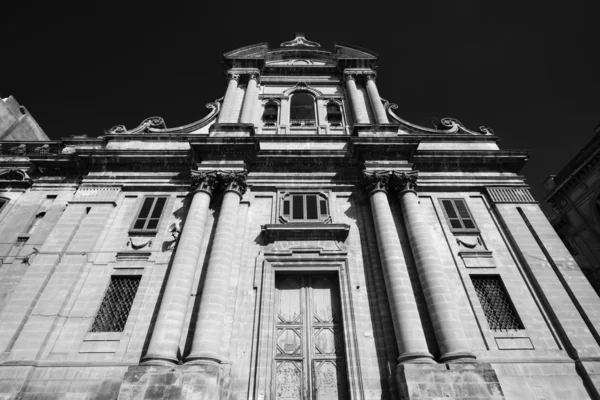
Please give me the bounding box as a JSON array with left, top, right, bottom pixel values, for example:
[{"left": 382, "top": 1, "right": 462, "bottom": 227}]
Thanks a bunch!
[
  {"left": 217, "top": 170, "right": 248, "bottom": 196},
  {"left": 391, "top": 171, "right": 419, "bottom": 194},
  {"left": 365, "top": 72, "right": 377, "bottom": 82},
  {"left": 344, "top": 72, "right": 357, "bottom": 82},
  {"left": 248, "top": 73, "right": 261, "bottom": 84},
  {"left": 190, "top": 170, "right": 218, "bottom": 194},
  {"left": 363, "top": 170, "right": 392, "bottom": 194},
  {"left": 227, "top": 72, "right": 240, "bottom": 82}
]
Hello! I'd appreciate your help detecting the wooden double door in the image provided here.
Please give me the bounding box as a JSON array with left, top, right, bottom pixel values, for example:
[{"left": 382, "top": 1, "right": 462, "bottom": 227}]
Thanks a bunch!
[{"left": 273, "top": 274, "right": 347, "bottom": 400}]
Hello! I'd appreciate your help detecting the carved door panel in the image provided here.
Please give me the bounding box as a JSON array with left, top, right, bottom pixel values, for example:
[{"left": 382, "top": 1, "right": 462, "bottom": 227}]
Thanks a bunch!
[{"left": 274, "top": 275, "right": 347, "bottom": 400}]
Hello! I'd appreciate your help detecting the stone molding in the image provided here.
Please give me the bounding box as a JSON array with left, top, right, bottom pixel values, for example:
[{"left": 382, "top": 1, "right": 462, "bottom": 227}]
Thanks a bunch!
[{"left": 362, "top": 170, "right": 391, "bottom": 194}]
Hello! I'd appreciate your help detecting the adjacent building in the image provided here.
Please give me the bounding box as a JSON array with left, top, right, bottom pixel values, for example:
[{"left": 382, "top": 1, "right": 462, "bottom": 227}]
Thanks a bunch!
[
  {"left": 0, "top": 34, "right": 599, "bottom": 400},
  {"left": 545, "top": 124, "right": 600, "bottom": 295}
]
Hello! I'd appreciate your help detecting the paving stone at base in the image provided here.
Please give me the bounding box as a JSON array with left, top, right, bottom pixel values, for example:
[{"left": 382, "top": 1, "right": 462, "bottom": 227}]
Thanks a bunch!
[
  {"left": 117, "top": 363, "right": 231, "bottom": 400},
  {"left": 396, "top": 363, "right": 505, "bottom": 400}
]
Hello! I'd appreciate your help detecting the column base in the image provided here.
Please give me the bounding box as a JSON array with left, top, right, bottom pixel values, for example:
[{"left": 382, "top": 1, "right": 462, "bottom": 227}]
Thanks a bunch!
[
  {"left": 117, "top": 363, "right": 231, "bottom": 400},
  {"left": 184, "top": 352, "right": 222, "bottom": 366},
  {"left": 396, "top": 362, "right": 505, "bottom": 399},
  {"left": 397, "top": 351, "right": 436, "bottom": 364},
  {"left": 139, "top": 354, "right": 179, "bottom": 367},
  {"left": 438, "top": 350, "right": 477, "bottom": 364}
]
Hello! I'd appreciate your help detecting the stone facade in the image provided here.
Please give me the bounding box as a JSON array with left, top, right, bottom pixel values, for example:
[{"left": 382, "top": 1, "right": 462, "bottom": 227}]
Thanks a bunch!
[
  {"left": 545, "top": 125, "right": 600, "bottom": 296},
  {"left": 0, "top": 34, "right": 599, "bottom": 399}
]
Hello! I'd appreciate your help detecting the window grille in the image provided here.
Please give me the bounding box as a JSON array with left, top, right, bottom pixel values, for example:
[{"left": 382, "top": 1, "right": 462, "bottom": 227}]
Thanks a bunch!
[
  {"left": 440, "top": 198, "right": 478, "bottom": 232},
  {"left": 131, "top": 196, "right": 167, "bottom": 232},
  {"left": 90, "top": 276, "right": 141, "bottom": 332},
  {"left": 280, "top": 193, "right": 330, "bottom": 223},
  {"left": 472, "top": 275, "right": 523, "bottom": 331}
]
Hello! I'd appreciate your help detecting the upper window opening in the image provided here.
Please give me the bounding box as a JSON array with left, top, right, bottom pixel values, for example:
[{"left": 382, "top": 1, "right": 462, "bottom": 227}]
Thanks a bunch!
[
  {"left": 290, "top": 93, "right": 316, "bottom": 127},
  {"left": 280, "top": 193, "right": 330, "bottom": 223},
  {"left": 262, "top": 103, "right": 278, "bottom": 127},
  {"left": 326, "top": 102, "right": 342, "bottom": 127},
  {"left": 131, "top": 196, "right": 167, "bottom": 232},
  {"left": 440, "top": 198, "right": 478, "bottom": 233}
]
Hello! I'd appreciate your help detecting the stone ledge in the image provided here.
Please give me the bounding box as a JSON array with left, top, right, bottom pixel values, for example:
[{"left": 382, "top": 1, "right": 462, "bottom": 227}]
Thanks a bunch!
[{"left": 261, "top": 223, "right": 350, "bottom": 242}]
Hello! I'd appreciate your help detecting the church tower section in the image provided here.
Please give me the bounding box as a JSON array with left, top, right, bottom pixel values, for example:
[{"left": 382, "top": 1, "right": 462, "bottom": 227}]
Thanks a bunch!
[{"left": 0, "top": 34, "right": 598, "bottom": 400}]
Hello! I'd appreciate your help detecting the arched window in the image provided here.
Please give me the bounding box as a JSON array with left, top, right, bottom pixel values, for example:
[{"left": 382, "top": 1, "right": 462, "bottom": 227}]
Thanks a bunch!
[
  {"left": 290, "top": 93, "right": 315, "bottom": 127},
  {"left": 326, "top": 102, "right": 342, "bottom": 126},
  {"left": 262, "top": 102, "right": 278, "bottom": 126}
]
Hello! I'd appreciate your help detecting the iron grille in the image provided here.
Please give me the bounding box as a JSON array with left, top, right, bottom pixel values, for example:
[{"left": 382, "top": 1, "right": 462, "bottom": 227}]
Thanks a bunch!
[
  {"left": 90, "top": 276, "right": 141, "bottom": 332},
  {"left": 472, "top": 276, "right": 523, "bottom": 331}
]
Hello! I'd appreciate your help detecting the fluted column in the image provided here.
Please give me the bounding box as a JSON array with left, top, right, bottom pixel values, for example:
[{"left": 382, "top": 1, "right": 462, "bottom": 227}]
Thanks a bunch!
[
  {"left": 365, "top": 73, "right": 389, "bottom": 124},
  {"left": 186, "top": 171, "right": 247, "bottom": 364},
  {"left": 141, "top": 171, "right": 217, "bottom": 365},
  {"left": 363, "top": 171, "right": 434, "bottom": 364},
  {"left": 345, "top": 73, "right": 369, "bottom": 124},
  {"left": 393, "top": 171, "right": 476, "bottom": 363},
  {"left": 240, "top": 74, "right": 259, "bottom": 124},
  {"left": 217, "top": 72, "right": 240, "bottom": 123}
]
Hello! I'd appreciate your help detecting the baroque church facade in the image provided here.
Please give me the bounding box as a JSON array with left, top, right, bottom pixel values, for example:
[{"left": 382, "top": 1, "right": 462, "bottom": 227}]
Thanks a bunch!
[{"left": 0, "top": 34, "right": 599, "bottom": 400}]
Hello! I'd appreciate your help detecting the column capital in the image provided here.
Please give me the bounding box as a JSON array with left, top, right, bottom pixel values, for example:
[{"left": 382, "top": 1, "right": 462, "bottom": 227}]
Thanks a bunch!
[
  {"left": 190, "top": 170, "right": 218, "bottom": 195},
  {"left": 363, "top": 170, "right": 392, "bottom": 195},
  {"left": 391, "top": 170, "right": 419, "bottom": 194},
  {"left": 217, "top": 170, "right": 248, "bottom": 197},
  {"left": 365, "top": 72, "right": 377, "bottom": 81},
  {"left": 227, "top": 72, "right": 240, "bottom": 82},
  {"left": 344, "top": 72, "right": 357, "bottom": 82},
  {"left": 248, "top": 73, "right": 261, "bottom": 84}
]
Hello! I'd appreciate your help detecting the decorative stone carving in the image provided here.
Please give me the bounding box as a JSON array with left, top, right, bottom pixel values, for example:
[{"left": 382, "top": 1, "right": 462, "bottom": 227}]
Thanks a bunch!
[
  {"left": 190, "top": 170, "right": 218, "bottom": 194},
  {"left": 280, "top": 33, "right": 321, "bottom": 48},
  {"left": 248, "top": 73, "right": 260, "bottom": 84},
  {"left": 391, "top": 170, "right": 418, "bottom": 193},
  {"left": 217, "top": 170, "right": 247, "bottom": 196},
  {"left": 227, "top": 72, "right": 240, "bottom": 82},
  {"left": 344, "top": 73, "right": 357, "bottom": 82},
  {"left": 362, "top": 170, "right": 391, "bottom": 194}
]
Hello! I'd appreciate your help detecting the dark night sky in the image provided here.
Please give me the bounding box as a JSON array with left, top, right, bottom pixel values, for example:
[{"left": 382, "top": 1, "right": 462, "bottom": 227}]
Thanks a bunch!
[{"left": 3, "top": 2, "right": 599, "bottom": 211}]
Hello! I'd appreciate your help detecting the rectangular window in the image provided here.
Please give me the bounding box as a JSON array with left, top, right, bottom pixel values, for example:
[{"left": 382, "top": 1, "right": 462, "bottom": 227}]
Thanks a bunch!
[
  {"left": 440, "top": 198, "right": 478, "bottom": 232},
  {"left": 90, "top": 276, "right": 141, "bottom": 332},
  {"left": 131, "top": 196, "right": 167, "bottom": 232},
  {"left": 471, "top": 275, "right": 523, "bottom": 331},
  {"left": 281, "top": 193, "right": 329, "bottom": 223}
]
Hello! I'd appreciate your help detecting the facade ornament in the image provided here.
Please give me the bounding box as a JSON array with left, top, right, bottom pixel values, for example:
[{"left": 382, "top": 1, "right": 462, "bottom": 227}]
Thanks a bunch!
[
  {"left": 365, "top": 72, "right": 377, "bottom": 82},
  {"left": 227, "top": 72, "right": 240, "bottom": 82},
  {"left": 190, "top": 170, "right": 218, "bottom": 194},
  {"left": 280, "top": 33, "right": 321, "bottom": 48},
  {"left": 248, "top": 73, "right": 261, "bottom": 84},
  {"left": 391, "top": 170, "right": 419, "bottom": 194},
  {"left": 217, "top": 170, "right": 248, "bottom": 196},
  {"left": 344, "top": 73, "right": 357, "bottom": 82},
  {"left": 478, "top": 126, "right": 495, "bottom": 135},
  {"left": 363, "top": 170, "right": 391, "bottom": 194}
]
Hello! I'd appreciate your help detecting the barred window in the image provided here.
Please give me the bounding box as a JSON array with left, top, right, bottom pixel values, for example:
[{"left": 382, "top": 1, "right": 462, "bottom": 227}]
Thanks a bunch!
[
  {"left": 131, "top": 196, "right": 167, "bottom": 232},
  {"left": 440, "top": 198, "right": 478, "bottom": 232},
  {"left": 280, "top": 193, "right": 330, "bottom": 223},
  {"left": 472, "top": 275, "right": 523, "bottom": 331},
  {"left": 90, "top": 276, "right": 141, "bottom": 332}
]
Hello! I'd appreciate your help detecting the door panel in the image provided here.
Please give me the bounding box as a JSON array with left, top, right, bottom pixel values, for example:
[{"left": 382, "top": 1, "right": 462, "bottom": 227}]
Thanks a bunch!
[{"left": 274, "top": 275, "right": 347, "bottom": 400}]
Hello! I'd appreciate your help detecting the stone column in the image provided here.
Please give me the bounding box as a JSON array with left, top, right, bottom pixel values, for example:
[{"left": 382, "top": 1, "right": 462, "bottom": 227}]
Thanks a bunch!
[
  {"left": 363, "top": 171, "right": 434, "bottom": 364},
  {"left": 240, "top": 74, "right": 259, "bottom": 124},
  {"left": 365, "top": 73, "right": 389, "bottom": 124},
  {"left": 345, "top": 73, "right": 369, "bottom": 124},
  {"left": 141, "top": 171, "right": 217, "bottom": 365},
  {"left": 186, "top": 171, "right": 247, "bottom": 364},
  {"left": 217, "top": 72, "right": 240, "bottom": 123},
  {"left": 393, "top": 171, "right": 476, "bottom": 363}
]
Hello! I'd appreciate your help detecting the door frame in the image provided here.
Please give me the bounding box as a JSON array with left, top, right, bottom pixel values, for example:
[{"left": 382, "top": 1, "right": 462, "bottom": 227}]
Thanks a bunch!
[{"left": 251, "top": 250, "right": 364, "bottom": 400}]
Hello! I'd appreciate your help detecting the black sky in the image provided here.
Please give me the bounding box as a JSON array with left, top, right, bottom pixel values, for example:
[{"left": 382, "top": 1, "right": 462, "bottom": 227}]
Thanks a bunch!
[{"left": 3, "top": 2, "right": 599, "bottom": 211}]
